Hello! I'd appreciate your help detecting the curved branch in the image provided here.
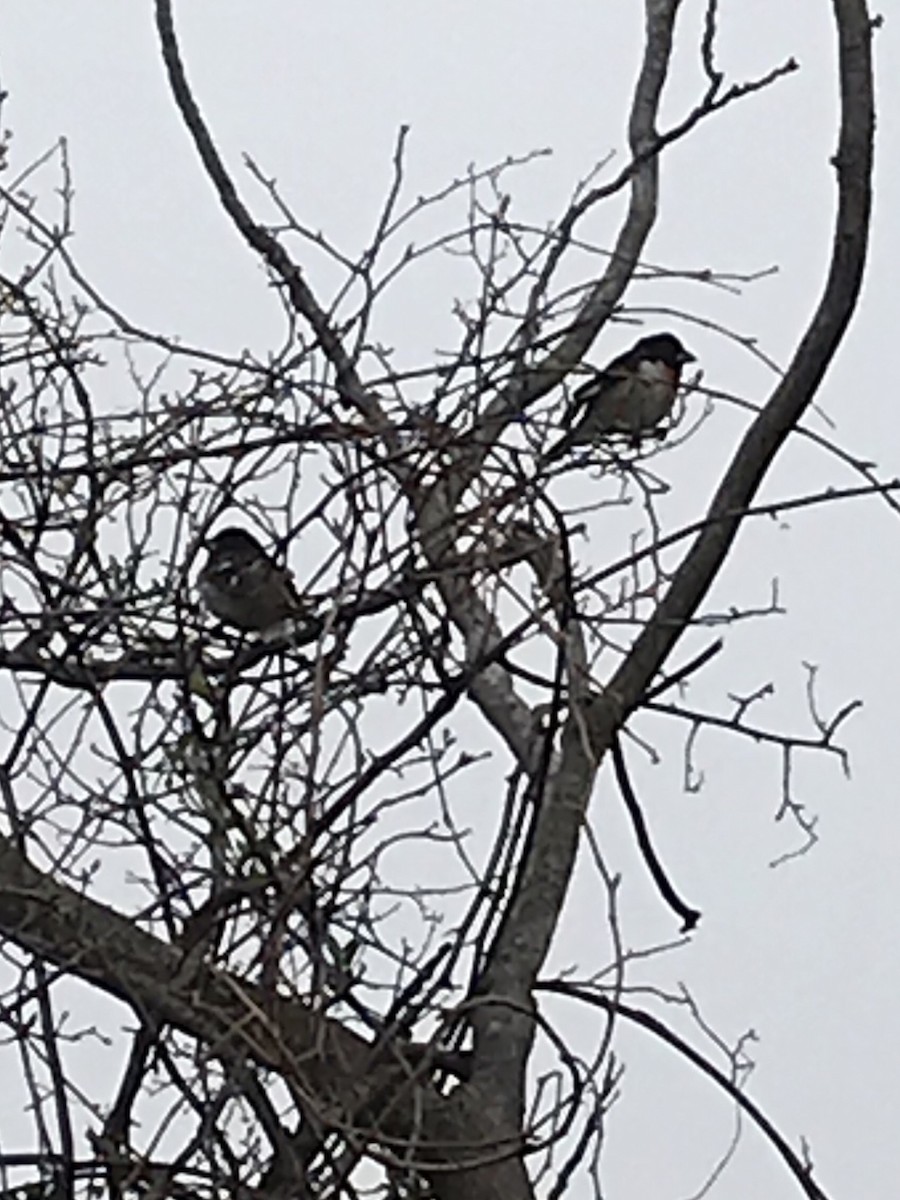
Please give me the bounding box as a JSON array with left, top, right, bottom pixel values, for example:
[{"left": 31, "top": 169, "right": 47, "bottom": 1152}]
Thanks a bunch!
[
  {"left": 153, "top": 0, "right": 384, "bottom": 428},
  {"left": 537, "top": 981, "right": 832, "bottom": 1200},
  {"left": 611, "top": 735, "right": 701, "bottom": 932},
  {"left": 463, "top": 0, "right": 875, "bottom": 1121},
  {"left": 604, "top": 0, "right": 874, "bottom": 721},
  {"left": 458, "top": 0, "right": 681, "bottom": 1070},
  {"left": 457, "top": 0, "right": 680, "bottom": 495}
]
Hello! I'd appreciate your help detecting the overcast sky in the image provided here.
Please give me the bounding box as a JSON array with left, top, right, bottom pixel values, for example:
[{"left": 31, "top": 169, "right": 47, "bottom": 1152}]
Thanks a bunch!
[{"left": 1, "top": 4, "right": 898, "bottom": 1197}]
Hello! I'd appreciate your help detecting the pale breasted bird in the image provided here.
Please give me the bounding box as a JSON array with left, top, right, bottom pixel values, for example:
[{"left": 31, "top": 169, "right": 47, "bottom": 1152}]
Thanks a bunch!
[
  {"left": 197, "top": 527, "right": 307, "bottom": 633},
  {"left": 545, "top": 332, "right": 696, "bottom": 461}
]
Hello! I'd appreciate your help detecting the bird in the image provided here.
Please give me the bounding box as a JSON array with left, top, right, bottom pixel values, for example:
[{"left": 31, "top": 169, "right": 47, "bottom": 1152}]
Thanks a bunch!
[
  {"left": 545, "top": 332, "right": 696, "bottom": 461},
  {"left": 197, "top": 527, "right": 307, "bottom": 634}
]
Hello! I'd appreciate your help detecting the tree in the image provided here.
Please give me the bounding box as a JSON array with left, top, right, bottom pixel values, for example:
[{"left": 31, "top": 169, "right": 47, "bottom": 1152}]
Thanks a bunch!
[{"left": 0, "top": 2, "right": 877, "bottom": 1198}]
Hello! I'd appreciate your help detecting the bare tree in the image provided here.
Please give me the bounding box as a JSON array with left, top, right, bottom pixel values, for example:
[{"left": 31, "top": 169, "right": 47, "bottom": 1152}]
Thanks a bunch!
[{"left": 0, "top": 2, "right": 877, "bottom": 1198}]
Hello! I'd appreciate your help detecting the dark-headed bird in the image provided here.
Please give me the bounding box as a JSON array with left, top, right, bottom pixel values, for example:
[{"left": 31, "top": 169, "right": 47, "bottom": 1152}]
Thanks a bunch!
[
  {"left": 545, "top": 332, "right": 696, "bottom": 461},
  {"left": 197, "top": 527, "right": 307, "bottom": 633}
]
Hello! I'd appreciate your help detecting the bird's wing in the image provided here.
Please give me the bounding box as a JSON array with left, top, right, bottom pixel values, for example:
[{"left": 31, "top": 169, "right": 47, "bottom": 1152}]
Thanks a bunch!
[
  {"left": 569, "top": 361, "right": 633, "bottom": 423},
  {"left": 566, "top": 373, "right": 605, "bottom": 426}
]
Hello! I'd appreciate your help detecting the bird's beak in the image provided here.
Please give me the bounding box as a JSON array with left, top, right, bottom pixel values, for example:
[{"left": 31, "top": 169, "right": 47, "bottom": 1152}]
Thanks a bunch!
[{"left": 679, "top": 349, "right": 697, "bottom": 364}]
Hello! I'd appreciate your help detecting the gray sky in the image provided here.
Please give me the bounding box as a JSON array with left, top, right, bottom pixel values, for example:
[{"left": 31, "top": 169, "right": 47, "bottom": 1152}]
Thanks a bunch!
[{"left": 1, "top": 4, "right": 898, "bottom": 1196}]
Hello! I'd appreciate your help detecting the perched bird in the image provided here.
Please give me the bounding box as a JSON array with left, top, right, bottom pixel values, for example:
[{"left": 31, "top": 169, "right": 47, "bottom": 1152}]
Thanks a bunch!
[
  {"left": 545, "top": 332, "right": 696, "bottom": 461},
  {"left": 197, "top": 527, "right": 307, "bottom": 633}
]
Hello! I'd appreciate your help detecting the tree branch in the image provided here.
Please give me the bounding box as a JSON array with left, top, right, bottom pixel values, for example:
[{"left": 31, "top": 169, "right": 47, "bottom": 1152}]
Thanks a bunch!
[
  {"left": 0, "top": 836, "right": 442, "bottom": 1143},
  {"left": 461, "top": 0, "right": 874, "bottom": 1143},
  {"left": 604, "top": 0, "right": 874, "bottom": 724},
  {"left": 153, "top": 0, "right": 384, "bottom": 429},
  {"left": 459, "top": 0, "right": 684, "bottom": 1100},
  {"left": 457, "top": 0, "right": 680, "bottom": 496}
]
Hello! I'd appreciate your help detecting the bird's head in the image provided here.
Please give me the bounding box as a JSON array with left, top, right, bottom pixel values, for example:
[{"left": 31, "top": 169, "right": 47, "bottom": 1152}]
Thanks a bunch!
[
  {"left": 635, "top": 332, "right": 696, "bottom": 367},
  {"left": 203, "top": 527, "right": 265, "bottom": 564}
]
